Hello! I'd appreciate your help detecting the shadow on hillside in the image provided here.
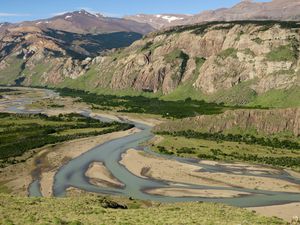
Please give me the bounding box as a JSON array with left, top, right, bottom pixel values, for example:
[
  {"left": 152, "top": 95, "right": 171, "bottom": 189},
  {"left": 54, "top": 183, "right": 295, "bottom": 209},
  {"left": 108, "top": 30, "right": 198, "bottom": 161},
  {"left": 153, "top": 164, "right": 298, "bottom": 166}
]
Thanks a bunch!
[{"left": 57, "top": 88, "right": 228, "bottom": 118}]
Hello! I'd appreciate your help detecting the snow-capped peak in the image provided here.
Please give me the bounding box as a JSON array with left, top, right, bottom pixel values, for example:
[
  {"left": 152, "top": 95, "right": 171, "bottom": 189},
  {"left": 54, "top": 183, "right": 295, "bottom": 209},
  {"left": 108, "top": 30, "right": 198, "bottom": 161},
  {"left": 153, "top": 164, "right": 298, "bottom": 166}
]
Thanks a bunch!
[{"left": 161, "top": 15, "right": 184, "bottom": 23}]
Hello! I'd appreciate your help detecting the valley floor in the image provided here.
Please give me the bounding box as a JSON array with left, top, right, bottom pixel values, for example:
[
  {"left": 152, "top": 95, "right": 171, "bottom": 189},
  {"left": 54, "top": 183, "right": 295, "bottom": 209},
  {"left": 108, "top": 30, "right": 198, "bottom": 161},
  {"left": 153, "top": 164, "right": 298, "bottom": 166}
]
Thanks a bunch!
[{"left": 0, "top": 87, "right": 300, "bottom": 224}]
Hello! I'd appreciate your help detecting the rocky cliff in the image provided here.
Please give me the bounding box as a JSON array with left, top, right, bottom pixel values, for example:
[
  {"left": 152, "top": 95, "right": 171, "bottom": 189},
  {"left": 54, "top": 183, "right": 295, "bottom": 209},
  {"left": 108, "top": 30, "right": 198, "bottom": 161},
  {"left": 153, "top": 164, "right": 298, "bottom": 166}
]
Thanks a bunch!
[
  {"left": 0, "top": 21, "right": 299, "bottom": 107},
  {"left": 154, "top": 108, "right": 300, "bottom": 138},
  {"left": 61, "top": 21, "right": 299, "bottom": 106}
]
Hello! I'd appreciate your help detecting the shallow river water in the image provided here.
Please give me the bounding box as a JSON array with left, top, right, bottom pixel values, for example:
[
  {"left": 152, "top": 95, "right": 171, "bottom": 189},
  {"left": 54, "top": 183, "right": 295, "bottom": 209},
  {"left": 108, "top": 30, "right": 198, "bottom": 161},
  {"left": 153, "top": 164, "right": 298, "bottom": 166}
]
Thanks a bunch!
[{"left": 1, "top": 87, "right": 300, "bottom": 207}]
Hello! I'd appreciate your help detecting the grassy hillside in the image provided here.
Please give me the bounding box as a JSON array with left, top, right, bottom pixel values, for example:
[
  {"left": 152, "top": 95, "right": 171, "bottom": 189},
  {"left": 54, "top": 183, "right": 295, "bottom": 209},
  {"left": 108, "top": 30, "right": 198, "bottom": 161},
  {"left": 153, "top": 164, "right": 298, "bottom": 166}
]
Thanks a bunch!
[{"left": 0, "top": 194, "right": 285, "bottom": 225}]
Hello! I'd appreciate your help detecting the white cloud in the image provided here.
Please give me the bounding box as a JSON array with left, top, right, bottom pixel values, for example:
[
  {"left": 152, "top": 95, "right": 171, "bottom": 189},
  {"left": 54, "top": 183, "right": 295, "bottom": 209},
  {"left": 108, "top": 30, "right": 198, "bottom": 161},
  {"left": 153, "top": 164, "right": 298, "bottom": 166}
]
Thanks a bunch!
[
  {"left": 0, "top": 13, "right": 30, "bottom": 17},
  {"left": 100, "top": 12, "right": 122, "bottom": 18},
  {"left": 78, "top": 7, "right": 121, "bottom": 18},
  {"left": 51, "top": 11, "right": 68, "bottom": 16}
]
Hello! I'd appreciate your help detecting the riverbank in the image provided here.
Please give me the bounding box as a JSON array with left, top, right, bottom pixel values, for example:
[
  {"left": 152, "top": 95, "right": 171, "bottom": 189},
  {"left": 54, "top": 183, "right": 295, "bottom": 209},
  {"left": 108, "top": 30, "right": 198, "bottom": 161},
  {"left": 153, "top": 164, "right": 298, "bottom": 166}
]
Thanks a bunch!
[
  {"left": 248, "top": 202, "right": 300, "bottom": 222},
  {"left": 120, "top": 149, "right": 300, "bottom": 193},
  {"left": 1, "top": 87, "right": 299, "bottom": 223},
  {"left": 0, "top": 128, "right": 139, "bottom": 196},
  {"left": 145, "top": 187, "right": 250, "bottom": 198}
]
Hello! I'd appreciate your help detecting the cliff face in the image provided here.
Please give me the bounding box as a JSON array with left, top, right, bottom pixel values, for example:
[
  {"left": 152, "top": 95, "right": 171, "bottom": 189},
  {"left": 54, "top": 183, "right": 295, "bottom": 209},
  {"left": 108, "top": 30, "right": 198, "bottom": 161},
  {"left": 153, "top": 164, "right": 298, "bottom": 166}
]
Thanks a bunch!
[
  {"left": 0, "top": 21, "right": 299, "bottom": 106},
  {"left": 81, "top": 21, "right": 299, "bottom": 99},
  {"left": 154, "top": 108, "right": 300, "bottom": 138}
]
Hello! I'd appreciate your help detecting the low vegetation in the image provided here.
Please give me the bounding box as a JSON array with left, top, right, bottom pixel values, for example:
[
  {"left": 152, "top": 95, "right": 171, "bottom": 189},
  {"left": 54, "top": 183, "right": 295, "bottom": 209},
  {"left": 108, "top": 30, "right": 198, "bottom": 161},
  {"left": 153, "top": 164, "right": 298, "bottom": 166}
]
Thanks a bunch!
[
  {"left": 54, "top": 87, "right": 228, "bottom": 118},
  {"left": 165, "top": 49, "right": 189, "bottom": 80},
  {"left": 0, "top": 113, "right": 133, "bottom": 165},
  {"left": 0, "top": 194, "right": 285, "bottom": 225},
  {"left": 156, "top": 130, "right": 300, "bottom": 150},
  {"left": 266, "top": 44, "right": 297, "bottom": 62},
  {"left": 218, "top": 48, "right": 238, "bottom": 59},
  {"left": 159, "top": 20, "right": 300, "bottom": 36},
  {"left": 152, "top": 134, "right": 300, "bottom": 170}
]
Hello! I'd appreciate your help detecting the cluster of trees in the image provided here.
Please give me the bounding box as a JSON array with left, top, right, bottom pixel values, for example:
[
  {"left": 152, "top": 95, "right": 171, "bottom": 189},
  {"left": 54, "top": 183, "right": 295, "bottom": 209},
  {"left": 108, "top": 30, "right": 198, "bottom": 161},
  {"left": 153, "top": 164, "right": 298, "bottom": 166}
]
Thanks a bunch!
[
  {"left": 156, "top": 130, "right": 300, "bottom": 150},
  {"left": 55, "top": 87, "right": 225, "bottom": 118},
  {"left": 0, "top": 88, "right": 17, "bottom": 93},
  {"left": 199, "top": 149, "right": 300, "bottom": 168},
  {"left": 157, "top": 146, "right": 174, "bottom": 155},
  {"left": 176, "top": 147, "right": 196, "bottom": 154},
  {"left": 162, "top": 20, "right": 300, "bottom": 36},
  {"left": 0, "top": 113, "right": 133, "bottom": 161}
]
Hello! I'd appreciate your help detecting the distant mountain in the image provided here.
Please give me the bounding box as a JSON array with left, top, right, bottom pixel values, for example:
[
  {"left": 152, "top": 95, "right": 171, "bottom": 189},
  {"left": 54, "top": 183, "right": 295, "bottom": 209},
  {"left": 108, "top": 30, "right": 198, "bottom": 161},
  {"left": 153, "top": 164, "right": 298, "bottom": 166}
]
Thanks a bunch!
[
  {"left": 0, "top": 25, "right": 143, "bottom": 86},
  {"left": 124, "top": 14, "right": 191, "bottom": 29},
  {"left": 126, "top": 0, "right": 300, "bottom": 28},
  {"left": 186, "top": 0, "right": 300, "bottom": 24},
  {"left": 6, "top": 10, "right": 155, "bottom": 35}
]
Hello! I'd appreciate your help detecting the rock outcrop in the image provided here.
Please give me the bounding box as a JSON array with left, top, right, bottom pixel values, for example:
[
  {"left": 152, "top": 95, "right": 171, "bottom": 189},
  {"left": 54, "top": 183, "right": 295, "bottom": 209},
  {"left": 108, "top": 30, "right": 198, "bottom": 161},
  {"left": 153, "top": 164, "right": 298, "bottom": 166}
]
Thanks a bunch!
[
  {"left": 155, "top": 108, "right": 300, "bottom": 137},
  {"left": 0, "top": 21, "right": 299, "bottom": 106},
  {"left": 83, "top": 21, "right": 299, "bottom": 99}
]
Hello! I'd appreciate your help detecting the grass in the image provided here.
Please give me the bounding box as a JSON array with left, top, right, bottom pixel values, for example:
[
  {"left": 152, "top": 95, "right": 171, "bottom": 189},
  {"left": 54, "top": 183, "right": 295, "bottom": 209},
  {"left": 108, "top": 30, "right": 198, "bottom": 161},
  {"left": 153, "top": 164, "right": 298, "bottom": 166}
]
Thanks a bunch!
[
  {"left": 248, "top": 86, "right": 300, "bottom": 108},
  {"left": 165, "top": 49, "right": 189, "bottom": 81},
  {"left": 218, "top": 48, "right": 238, "bottom": 59},
  {"left": 0, "top": 194, "right": 285, "bottom": 225},
  {"left": 53, "top": 127, "right": 108, "bottom": 136},
  {"left": 140, "top": 41, "right": 163, "bottom": 52},
  {"left": 152, "top": 135, "right": 300, "bottom": 170},
  {"left": 162, "top": 57, "right": 206, "bottom": 101},
  {"left": 22, "top": 63, "right": 51, "bottom": 86},
  {"left": 266, "top": 44, "right": 297, "bottom": 62},
  {"left": 0, "top": 182, "right": 11, "bottom": 194},
  {"left": 0, "top": 56, "right": 24, "bottom": 85},
  {"left": 207, "top": 80, "right": 258, "bottom": 105}
]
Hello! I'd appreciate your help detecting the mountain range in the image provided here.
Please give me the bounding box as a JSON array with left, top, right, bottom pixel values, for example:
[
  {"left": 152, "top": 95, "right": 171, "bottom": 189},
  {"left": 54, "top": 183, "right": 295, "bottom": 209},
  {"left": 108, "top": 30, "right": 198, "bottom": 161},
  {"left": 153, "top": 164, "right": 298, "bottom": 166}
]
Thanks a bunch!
[
  {"left": 1, "top": 10, "right": 154, "bottom": 35},
  {"left": 127, "top": 0, "right": 300, "bottom": 29},
  {"left": 0, "top": 0, "right": 299, "bottom": 108}
]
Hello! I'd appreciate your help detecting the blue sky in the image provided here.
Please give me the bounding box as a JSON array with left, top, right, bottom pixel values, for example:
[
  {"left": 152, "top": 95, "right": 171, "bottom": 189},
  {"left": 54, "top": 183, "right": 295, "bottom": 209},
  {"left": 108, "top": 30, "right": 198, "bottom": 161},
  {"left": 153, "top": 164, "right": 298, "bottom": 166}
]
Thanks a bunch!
[{"left": 0, "top": 0, "right": 271, "bottom": 23}]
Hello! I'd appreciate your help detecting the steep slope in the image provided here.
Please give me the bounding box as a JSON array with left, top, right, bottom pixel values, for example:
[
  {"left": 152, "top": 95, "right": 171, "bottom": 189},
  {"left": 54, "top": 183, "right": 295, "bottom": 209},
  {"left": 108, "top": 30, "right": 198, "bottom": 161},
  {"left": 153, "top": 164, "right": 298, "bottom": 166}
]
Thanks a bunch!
[
  {"left": 186, "top": 0, "right": 300, "bottom": 25},
  {"left": 0, "top": 26, "right": 142, "bottom": 86},
  {"left": 10, "top": 10, "right": 155, "bottom": 35},
  {"left": 56, "top": 21, "right": 300, "bottom": 107},
  {"left": 155, "top": 108, "right": 300, "bottom": 138},
  {"left": 126, "top": 0, "right": 300, "bottom": 28},
  {"left": 0, "top": 21, "right": 299, "bottom": 107}
]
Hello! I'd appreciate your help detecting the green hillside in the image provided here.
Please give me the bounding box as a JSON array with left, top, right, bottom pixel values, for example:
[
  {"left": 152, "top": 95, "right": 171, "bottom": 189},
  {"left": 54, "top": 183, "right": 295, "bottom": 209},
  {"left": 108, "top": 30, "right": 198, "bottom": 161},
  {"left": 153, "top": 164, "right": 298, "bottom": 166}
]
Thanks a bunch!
[{"left": 0, "top": 194, "right": 284, "bottom": 225}]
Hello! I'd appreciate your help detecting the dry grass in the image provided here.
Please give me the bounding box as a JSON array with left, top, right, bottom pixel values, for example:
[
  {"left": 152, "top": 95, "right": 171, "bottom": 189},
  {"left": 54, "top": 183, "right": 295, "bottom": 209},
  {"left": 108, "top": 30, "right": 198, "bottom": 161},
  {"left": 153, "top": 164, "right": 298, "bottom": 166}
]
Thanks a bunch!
[{"left": 0, "top": 194, "right": 285, "bottom": 225}]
